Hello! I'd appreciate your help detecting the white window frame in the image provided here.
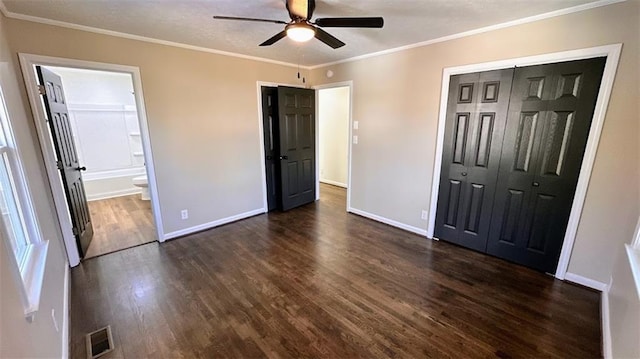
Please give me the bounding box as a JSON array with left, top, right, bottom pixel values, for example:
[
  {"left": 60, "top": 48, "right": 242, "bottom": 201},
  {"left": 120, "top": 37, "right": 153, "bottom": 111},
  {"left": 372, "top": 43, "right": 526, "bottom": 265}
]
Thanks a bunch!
[{"left": 0, "top": 84, "right": 49, "bottom": 320}]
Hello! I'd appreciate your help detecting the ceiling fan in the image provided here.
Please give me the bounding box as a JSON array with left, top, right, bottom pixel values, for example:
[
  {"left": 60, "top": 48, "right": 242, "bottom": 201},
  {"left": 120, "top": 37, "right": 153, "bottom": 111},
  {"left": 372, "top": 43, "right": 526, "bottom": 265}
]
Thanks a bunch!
[{"left": 213, "top": 0, "right": 384, "bottom": 49}]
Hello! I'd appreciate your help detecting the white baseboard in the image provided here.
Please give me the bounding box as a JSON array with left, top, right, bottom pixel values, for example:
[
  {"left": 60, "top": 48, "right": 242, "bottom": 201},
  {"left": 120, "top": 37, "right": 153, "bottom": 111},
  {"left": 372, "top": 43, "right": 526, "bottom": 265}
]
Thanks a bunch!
[
  {"left": 61, "top": 264, "right": 70, "bottom": 359},
  {"left": 320, "top": 179, "right": 347, "bottom": 188},
  {"left": 87, "top": 188, "right": 141, "bottom": 201},
  {"left": 564, "top": 272, "right": 608, "bottom": 291},
  {"left": 348, "top": 207, "right": 428, "bottom": 236},
  {"left": 163, "top": 208, "right": 266, "bottom": 241},
  {"left": 602, "top": 281, "right": 612, "bottom": 359}
]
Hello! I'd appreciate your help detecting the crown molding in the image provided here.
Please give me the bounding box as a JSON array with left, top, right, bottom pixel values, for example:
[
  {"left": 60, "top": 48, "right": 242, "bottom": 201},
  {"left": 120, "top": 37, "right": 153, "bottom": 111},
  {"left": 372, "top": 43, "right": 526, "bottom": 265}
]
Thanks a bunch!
[
  {"left": 0, "top": 1, "right": 9, "bottom": 17},
  {"left": 0, "top": 2, "right": 308, "bottom": 69},
  {"left": 308, "top": 0, "right": 627, "bottom": 70},
  {"left": 0, "top": 0, "right": 627, "bottom": 71}
]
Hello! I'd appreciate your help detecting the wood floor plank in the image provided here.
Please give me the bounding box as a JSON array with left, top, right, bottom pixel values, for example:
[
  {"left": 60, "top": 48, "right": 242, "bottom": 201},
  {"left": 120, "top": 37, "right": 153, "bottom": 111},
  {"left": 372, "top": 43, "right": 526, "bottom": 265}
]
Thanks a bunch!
[
  {"left": 84, "top": 194, "right": 155, "bottom": 259},
  {"left": 70, "top": 184, "right": 601, "bottom": 358}
]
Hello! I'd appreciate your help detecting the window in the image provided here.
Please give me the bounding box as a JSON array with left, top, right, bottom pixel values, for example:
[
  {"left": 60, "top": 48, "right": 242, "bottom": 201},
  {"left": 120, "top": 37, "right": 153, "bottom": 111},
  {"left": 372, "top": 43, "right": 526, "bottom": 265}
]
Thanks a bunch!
[
  {"left": 0, "top": 84, "right": 48, "bottom": 319},
  {"left": 0, "top": 149, "right": 30, "bottom": 266}
]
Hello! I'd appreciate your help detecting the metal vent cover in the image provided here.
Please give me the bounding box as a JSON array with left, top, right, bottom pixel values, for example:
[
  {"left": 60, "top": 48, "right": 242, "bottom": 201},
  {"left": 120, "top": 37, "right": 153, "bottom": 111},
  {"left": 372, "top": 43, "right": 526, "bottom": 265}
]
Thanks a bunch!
[{"left": 86, "top": 325, "right": 114, "bottom": 359}]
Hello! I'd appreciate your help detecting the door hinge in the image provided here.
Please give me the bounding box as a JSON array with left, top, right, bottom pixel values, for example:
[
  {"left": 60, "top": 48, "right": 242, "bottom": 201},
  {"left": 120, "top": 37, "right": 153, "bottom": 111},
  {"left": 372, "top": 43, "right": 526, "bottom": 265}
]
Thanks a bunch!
[
  {"left": 56, "top": 160, "right": 63, "bottom": 170},
  {"left": 72, "top": 227, "right": 79, "bottom": 236},
  {"left": 37, "top": 85, "right": 46, "bottom": 96}
]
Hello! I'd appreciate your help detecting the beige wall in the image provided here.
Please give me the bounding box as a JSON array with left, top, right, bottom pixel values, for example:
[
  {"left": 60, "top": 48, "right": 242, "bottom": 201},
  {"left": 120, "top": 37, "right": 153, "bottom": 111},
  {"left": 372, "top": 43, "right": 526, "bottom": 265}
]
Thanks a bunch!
[
  {"left": 3, "top": 17, "right": 304, "bottom": 235},
  {"left": 319, "top": 86, "right": 349, "bottom": 187},
  {"left": 0, "top": 13, "right": 68, "bottom": 358},
  {"left": 310, "top": 1, "right": 640, "bottom": 284},
  {"left": 0, "top": 13, "right": 305, "bottom": 356}
]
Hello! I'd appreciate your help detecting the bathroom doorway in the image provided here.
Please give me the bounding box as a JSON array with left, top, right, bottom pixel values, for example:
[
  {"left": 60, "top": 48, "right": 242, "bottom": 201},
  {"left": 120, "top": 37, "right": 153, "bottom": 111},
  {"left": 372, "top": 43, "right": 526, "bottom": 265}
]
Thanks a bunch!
[
  {"left": 46, "top": 66, "right": 156, "bottom": 259},
  {"left": 19, "top": 54, "right": 163, "bottom": 265}
]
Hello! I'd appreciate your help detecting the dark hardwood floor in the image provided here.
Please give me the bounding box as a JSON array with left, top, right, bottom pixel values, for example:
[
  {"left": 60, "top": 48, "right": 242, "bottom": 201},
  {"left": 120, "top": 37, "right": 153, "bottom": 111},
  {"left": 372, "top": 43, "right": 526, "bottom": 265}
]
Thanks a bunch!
[
  {"left": 70, "top": 184, "right": 601, "bottom": 358},
  {"left": 84, "top": 194, "right": 155, "bottom": 259}
]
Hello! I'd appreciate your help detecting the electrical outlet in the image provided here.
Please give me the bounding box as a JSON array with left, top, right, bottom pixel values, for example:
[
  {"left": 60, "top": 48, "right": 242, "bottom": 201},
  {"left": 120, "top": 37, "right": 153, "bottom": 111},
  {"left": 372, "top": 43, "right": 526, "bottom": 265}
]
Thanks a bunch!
[
  {"left": 51, "top": 309, "right": 59, "bottom": 332},
  {"left": 181, "top": 209, "right": 188, "bottom": 220},
  {"left": 421, "top": 210, "right": 428, "bottom": 220},
  {"left": 353, "top": 135, "right": 358, "bottom": 144}
]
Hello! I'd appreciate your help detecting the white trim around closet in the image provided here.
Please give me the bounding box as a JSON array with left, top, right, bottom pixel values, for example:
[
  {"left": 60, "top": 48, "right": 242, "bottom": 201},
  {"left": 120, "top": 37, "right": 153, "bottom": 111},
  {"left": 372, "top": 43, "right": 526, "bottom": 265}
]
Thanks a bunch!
[{"left": 426, "top": 44, "right": 622, "bottom": 281}]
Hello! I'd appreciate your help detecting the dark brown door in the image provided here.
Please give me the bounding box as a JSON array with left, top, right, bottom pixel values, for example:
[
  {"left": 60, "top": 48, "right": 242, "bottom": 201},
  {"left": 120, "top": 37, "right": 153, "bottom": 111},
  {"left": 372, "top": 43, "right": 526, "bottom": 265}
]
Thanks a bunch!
[
  {"left": 435, "top": 69, "right": 514, "bottom": 251},
  {"left": 261, "top": 86, "right": 281, "bottom": 211},
  {"left": 486, "top": 58, "right": 606, "bottom": 273},
  {"left": 277, "top": 86, "right": 316, "bottom": 211},
  {"left": 37, "top": 66, "right": 94, "bottom": 258}
]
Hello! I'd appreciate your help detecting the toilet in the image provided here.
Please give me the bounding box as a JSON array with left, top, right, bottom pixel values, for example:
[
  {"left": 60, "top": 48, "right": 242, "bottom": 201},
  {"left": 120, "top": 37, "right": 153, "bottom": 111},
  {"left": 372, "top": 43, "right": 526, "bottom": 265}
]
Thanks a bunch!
[{"left": 132, "top": 175, "right": 150, "bottom": 200}]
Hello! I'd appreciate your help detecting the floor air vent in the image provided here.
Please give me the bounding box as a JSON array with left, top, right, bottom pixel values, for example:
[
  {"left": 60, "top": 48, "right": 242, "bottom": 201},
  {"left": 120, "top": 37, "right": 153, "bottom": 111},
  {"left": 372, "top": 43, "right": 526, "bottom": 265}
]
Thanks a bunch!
[{"left": 86, "top": 325, "right": 114, "bottom": 359}]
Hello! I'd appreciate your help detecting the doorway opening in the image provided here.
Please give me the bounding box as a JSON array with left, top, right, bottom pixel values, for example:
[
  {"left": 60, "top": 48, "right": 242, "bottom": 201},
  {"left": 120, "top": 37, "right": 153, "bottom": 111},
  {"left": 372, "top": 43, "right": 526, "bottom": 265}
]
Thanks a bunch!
[
  {"left": 19, "top": 54, "right": 163, "bottom": 266},
  {"left": 44, "top": 66, "right": 155, "bottom": 259},
  {"left": 260, "top": 85, "right": 317, "bottom": 212},
  {"left": 317, "top": 86, "right": 350, "bottom": 205},
  {"left": 257, "top": 81, "right": 353, "bottom": 213}
]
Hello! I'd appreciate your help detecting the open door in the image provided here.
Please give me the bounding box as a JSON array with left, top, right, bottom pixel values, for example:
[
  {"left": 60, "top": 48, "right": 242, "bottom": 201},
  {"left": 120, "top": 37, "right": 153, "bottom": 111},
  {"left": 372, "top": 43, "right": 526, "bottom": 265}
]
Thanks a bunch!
[
  {"left": 36, "top": 66, "right": 94, "bottom": 258},
  {"left": 277, "top": 86, "right": 316, "bottom": 211}
]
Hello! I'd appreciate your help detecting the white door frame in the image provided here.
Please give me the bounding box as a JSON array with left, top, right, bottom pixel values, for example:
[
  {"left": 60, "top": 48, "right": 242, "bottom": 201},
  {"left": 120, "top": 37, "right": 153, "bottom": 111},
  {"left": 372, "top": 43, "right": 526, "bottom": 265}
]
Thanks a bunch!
[
  {"left": 18, "top": 53, "right": 165, "bottom": 266},
  {"left": 427, "top": 44, "right": 622, "bottom": 279},
  {"left": 312, "top": 81, "right": 353, "bottom": 210}
]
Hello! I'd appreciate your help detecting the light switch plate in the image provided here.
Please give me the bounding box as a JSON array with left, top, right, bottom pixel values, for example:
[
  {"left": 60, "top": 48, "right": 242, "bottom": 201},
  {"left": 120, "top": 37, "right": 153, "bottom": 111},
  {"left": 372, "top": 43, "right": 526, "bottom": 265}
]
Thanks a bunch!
[
  {"left": 353, "top": 135, "right": 358, "bottom": 144},
  {"left": 353, "top": 121, "right": 359, "bottom": 130}
]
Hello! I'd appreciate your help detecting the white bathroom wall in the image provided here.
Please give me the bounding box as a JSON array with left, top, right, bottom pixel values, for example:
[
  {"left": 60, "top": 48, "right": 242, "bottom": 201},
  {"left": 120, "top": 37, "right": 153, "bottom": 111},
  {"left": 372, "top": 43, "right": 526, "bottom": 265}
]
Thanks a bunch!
[
  {"left": 46, "top": 67, "right": 144, "bottom": 200},
  {"left": 318, "top": 87, "right": 349, "bottom": 188},
  {"left": 48, "top": 67, "right": 135, "bottom": 105}
]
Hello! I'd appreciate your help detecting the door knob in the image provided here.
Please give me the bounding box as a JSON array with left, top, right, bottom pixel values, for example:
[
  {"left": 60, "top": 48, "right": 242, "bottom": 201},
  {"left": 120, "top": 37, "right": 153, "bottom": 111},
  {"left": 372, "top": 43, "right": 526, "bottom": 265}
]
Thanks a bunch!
[
  {"left": 461, "top": 172, "right": 467, "bottom": 176},
  {"left": 532, "top": 182, "right": 540, "bottom": 187},
  {"left": 279, "top": 155, "right": 288, "bottom": 160},
  {"left": 266, "top": 155, "right": 273, "bottom": 160},
  {"left": 76, "top": 166, "right": 87, "bottom": 171}
]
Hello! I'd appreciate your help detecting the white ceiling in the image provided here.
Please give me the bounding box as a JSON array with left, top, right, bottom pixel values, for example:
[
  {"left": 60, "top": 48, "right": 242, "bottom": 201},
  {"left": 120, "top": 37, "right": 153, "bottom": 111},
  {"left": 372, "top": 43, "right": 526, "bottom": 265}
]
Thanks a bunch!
[{"left": 2, "top": 0, "right": 606, "bottom": 67}]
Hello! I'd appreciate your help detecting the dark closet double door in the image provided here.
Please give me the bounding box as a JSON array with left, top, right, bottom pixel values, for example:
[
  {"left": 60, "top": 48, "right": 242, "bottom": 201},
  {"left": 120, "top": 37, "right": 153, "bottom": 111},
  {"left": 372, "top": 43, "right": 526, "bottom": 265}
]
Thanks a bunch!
[
  {"left": 435, "top": 58, "right": 606, "bottom": 273},
  {"left": 262, "top": 86, "right": 316, "bottom": 212}
]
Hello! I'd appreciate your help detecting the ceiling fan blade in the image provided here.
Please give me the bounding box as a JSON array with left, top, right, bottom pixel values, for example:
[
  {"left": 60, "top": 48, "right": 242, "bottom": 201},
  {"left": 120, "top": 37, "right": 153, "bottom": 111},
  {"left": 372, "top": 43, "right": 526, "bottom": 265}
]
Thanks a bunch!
[
  {"left": 286, "top": 0, "right": 315, "bottom": 20},
  {"left": 314, "top": 28, "right": 345, "bottom": 49},
  {"left": 315, "top": 17, "right": 384, "bottom": 28},
  {"left": 259, "top": 31, "right": 288, "bottom": 46},
  {"left": 213, "top": 16, "right": 287, "bottom": 25}
]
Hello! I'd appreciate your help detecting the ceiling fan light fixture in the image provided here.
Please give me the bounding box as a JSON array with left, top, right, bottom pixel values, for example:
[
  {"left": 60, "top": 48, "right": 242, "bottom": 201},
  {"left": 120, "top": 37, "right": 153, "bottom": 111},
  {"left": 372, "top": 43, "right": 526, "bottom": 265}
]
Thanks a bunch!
[{"left": 286, "top": 23, "right": 315, "bottom": 42}]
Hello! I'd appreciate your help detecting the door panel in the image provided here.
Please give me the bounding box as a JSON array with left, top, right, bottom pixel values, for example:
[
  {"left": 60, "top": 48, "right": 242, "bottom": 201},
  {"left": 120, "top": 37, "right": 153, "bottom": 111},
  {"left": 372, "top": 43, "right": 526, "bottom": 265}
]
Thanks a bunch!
[
  {"left": 435, "top": 68, "right": 514, "bottom": 251},
  {"left": 486, "top": 57, "right": 606, "bottom": 273},
  {"left": 278, "top": 86, "right": 316, "bottom": 211},
  {"left": 498, "top": 189, "right": 525, "bottom": 244},
  {"left": 37, "top": 66, "right": 94, "bottom": 258},
  {"left": 285, "top": 114, "right": 298, "bottom": 150},
  {"left": 261, "top": 87, "right": 280, "bottom": 211}
]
